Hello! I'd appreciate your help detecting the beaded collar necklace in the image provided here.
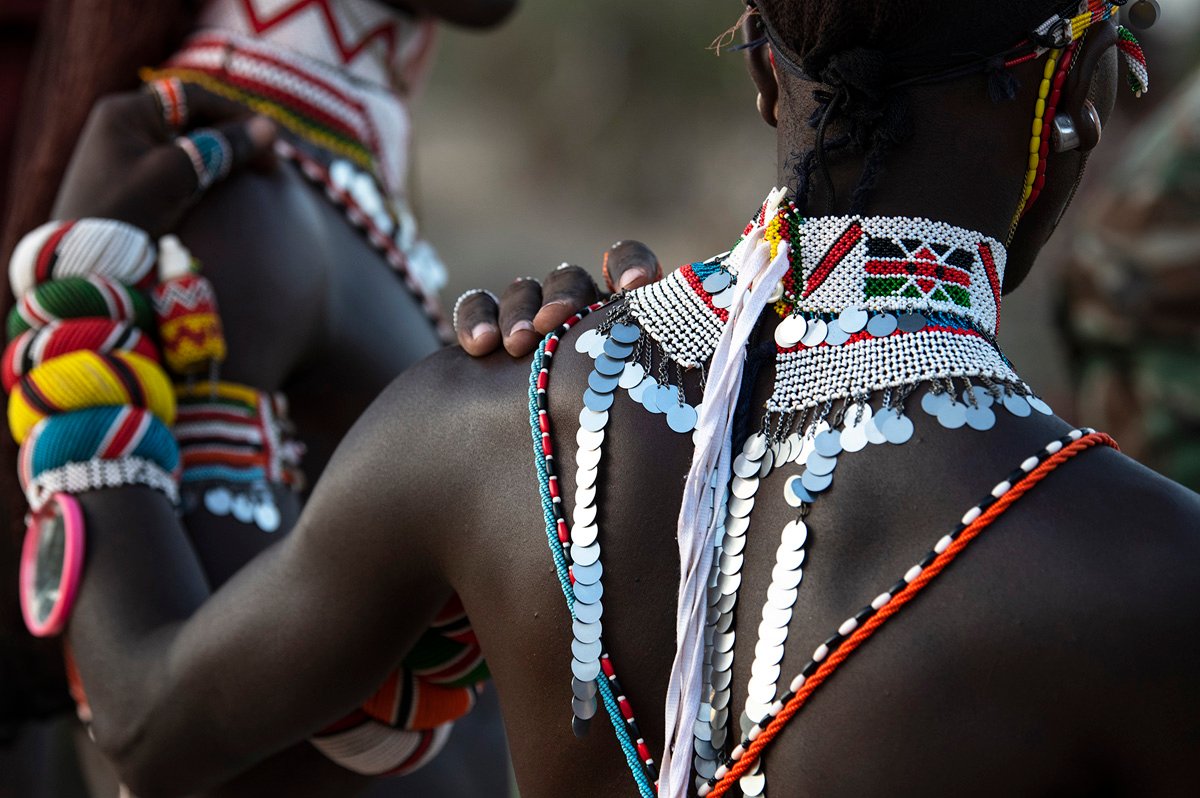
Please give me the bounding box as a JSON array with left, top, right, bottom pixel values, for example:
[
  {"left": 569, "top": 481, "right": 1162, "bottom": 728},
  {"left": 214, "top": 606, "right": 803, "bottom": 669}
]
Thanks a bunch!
[
  {"left": 529, "top": 190, "right": 1065, "bottom": 797},
  {"left": 144, "top": 33, "right": 451, "bottom": 331},
  {"left": 196, "top": 0, "right": 436, "bottom": 90},
  {"left": 146, "top": 15, "right": 425, "bottom": 198}
]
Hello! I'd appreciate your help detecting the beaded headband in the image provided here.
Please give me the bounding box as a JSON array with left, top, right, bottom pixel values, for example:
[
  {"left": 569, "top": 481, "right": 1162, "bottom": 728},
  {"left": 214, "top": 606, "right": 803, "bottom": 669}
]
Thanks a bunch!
[{"left": 751, "top": 0, "right": 1154, "bottom": 91}]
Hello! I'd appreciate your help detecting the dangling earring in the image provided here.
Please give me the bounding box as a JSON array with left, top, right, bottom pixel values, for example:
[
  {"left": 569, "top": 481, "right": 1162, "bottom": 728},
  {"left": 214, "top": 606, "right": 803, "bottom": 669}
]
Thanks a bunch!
[{"left": 1116, "top": 26, "right": 1150, "bottom": 98}]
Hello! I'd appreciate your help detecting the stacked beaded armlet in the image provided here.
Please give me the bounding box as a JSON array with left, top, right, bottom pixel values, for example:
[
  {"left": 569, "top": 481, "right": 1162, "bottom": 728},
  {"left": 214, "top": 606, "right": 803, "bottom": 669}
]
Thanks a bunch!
[{"left": 4, "top": 219, "right": 181, "bottom": 518}]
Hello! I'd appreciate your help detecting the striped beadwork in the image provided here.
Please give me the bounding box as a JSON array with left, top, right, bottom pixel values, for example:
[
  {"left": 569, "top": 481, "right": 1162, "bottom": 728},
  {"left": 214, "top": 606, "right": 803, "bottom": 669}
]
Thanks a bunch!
[
  {"left": 2, "top": 319, "right": 158, "bottom": 393},
  {"left": 1117, "top": 26, "right": 1150, "bottom": 97},
  {"left": 18, "top": 406, "right": 178, "bottom": 489},
  {"left": 174, "top": 381, "right": 303, "bottom": 487},
  {"left": 8, "top": 219, "right": 157, "bottom": 300},
  {"left": 9, "top": 350, "right": 176, "bottom": 445},
  {"left": 7, "top": 276, "right": 154, "bottom": 340},
  {"left": 311, "top": 714, "right": 453, "bottom": 777}
]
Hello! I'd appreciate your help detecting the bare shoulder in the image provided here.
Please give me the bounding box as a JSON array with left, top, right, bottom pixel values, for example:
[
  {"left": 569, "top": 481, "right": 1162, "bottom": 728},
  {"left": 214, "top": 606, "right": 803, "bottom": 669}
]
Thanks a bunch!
[
  {"left": 370, "top": 344, "right": 535, "bottom": 430},
  {"left": 979, "top": 444, "right": 1200, "bottom": 781}
]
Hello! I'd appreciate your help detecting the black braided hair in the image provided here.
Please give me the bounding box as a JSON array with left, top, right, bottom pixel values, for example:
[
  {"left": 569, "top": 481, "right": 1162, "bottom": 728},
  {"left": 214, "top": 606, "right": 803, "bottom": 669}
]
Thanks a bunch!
[{"left": 754, "top": 0, "right": 1066, "bottom": 214}]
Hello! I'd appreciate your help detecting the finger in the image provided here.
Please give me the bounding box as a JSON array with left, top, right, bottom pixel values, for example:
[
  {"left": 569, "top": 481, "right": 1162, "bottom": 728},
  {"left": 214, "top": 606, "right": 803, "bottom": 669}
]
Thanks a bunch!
[
  {"left": 453, "top": 289, "right": 501, "bottom": 356},
  {"left": 140, "top": 80, "right": 249, "bottom": 139},
  {"left": 170, "top": 117, "right": 277, "bottom": 195},
  {"left": 498, "top": 277, "right": 544, "bottom": 357},
  {"left": 110, "top": 117, "right": 276, "bottom": 236},
  {"left": 601, "top": 240, "right": 662, "bottom": 293},
  {"left": 533, "top": 264, "right": 600, "bottom": 335}
]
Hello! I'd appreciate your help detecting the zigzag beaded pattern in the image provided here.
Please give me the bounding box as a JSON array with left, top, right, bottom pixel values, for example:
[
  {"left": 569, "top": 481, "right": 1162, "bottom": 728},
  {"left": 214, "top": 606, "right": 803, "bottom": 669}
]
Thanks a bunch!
[
  {"left": 701, "top": 428, "right": 1116, "bottom": 796},
  {"left": 157, "top": 31, "right": 381, "bottom": 165},
  {"left": 528, "top": 302, "right": 659, "bottom": 797}
]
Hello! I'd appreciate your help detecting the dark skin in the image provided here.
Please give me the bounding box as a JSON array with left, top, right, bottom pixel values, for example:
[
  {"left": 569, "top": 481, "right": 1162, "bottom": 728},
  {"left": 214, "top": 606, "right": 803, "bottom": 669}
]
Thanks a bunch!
[
  {"left": 47, "top": 59, "right": 652, "bottom": 798},
  {"left": 58, "top": 13, "right": 1200, "bottom": 798},
  {"left": 41, "top": 3, "right": 622, "bottom": 790}
]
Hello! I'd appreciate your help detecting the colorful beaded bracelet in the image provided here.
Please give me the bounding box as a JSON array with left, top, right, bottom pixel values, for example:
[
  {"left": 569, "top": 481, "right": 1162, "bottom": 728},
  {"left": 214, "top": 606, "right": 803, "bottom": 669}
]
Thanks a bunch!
[
  {"left": 8, "top": 350, "right": 176, "bottom": 445},
  {"left": 2, "top": 319, "right": 159, "bottom": 393},
  {"left": 18, "top": 406, "right": 179, "bottom": 488},
  {"left": 7, "top": 276, "right": 154, "bottom": 340},
  {"left": 8, "top": 218, "right": 157, "bottom": 300}
]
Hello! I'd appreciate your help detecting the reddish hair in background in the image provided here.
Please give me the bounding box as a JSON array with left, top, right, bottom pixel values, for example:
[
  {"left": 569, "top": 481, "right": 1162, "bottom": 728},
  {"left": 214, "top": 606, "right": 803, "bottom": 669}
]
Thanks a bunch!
[{"left": 0, "top": 0, "right": 193, "bottom": 733}]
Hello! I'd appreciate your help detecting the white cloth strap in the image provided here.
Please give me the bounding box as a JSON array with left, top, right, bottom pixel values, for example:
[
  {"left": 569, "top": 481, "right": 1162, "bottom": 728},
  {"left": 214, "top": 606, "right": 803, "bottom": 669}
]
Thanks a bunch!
[{"left": 658, "top": 213, "right": 792, "bottom": 796}]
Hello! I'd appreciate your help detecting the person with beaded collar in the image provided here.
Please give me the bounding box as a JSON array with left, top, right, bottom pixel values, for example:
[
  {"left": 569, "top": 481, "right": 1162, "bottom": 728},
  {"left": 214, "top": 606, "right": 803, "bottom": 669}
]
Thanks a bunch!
[{"left": 33, "top": 1, "right": 1200, "bottom": 797}]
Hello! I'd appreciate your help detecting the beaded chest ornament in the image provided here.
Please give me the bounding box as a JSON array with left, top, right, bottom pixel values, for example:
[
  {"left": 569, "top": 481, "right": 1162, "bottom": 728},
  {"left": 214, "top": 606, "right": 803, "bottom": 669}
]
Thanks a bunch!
[{"left": 529, "top": 186, "right": 1077, "bottom": 797}]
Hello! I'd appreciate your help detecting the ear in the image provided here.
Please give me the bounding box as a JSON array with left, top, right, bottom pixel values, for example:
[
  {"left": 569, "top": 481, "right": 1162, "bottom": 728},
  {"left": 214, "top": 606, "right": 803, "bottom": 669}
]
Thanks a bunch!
[
  {"left": 744, "top": 12, "right": 778, "bottom": 128},
  {"left": 1004, "top": 22, "right": 1119, "bottom": 292}
]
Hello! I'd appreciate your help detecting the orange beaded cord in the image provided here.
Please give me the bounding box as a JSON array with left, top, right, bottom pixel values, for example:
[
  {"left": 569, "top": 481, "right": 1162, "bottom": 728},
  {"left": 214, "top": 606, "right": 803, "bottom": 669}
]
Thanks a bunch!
[{"left": 707, "top": 431, "right": 1118, "bottom": 797}]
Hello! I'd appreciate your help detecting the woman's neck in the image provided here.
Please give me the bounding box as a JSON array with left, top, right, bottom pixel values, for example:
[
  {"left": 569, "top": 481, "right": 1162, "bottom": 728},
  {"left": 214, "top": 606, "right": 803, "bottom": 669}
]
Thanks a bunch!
[{"left": 774, "top": 75, "right": 1040, "bottom": 245}]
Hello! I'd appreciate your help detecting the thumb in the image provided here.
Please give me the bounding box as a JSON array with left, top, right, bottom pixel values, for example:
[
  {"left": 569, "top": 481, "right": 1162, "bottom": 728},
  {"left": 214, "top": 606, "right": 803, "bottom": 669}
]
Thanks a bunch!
[
  {"left": 168, "top": 116, "right": 276, "bottom": 195},
  {"left": 199, "top": 115, "right": 278, "bottom": 180}
]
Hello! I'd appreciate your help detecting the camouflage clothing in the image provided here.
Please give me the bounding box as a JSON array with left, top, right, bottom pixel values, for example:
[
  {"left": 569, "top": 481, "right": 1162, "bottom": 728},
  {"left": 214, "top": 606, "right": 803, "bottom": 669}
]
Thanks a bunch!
[{"left": 1061, "top": 67, "right": 1200, "bottom": 491}]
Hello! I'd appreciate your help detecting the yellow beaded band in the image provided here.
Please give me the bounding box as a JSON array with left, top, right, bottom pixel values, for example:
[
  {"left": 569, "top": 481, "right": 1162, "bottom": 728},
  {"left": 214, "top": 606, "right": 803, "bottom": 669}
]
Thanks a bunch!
[
  {"left": 9, "top": 350, "right": 176, "bottom": 445},
  {"left": 1009, "top": 47, "right": 1061, "bottom": 240},
  {"left": 140, "top": 68, "right": 376, "bottom": 174},
  {"left": 174, "top": 379, "right": 263, "bottom": 408}
]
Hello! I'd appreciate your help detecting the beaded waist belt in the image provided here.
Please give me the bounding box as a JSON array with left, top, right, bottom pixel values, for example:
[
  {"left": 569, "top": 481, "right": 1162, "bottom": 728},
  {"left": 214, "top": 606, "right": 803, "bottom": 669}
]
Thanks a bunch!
[{"left": 174, "top": 380, "right": 304, "bottom": 489}]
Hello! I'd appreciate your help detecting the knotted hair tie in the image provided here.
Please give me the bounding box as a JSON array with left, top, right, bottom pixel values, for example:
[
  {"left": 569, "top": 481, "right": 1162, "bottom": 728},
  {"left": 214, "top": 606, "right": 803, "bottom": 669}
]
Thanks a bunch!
[{"left": 799, "top": 47, "right": 914, "bottom": 214}]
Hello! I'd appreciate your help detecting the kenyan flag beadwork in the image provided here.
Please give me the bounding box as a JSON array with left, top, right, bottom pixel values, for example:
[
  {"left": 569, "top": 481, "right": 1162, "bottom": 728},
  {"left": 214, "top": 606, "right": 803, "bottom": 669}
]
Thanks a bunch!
[{"left": 863, "top": 236, "right": 975, "bottom": 309}]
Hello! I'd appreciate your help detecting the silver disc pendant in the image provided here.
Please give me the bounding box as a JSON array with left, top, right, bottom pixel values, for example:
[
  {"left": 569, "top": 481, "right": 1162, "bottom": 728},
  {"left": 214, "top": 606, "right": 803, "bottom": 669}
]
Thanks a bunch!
[
  {"left": 253, "top": 497, "right": 281, "bottom": 532},
  {"left": 204, "top": 487, "right": 233, "bottom": 516},
  {"left": 838, "top": 306, "right": 868, "bottom": 333}
]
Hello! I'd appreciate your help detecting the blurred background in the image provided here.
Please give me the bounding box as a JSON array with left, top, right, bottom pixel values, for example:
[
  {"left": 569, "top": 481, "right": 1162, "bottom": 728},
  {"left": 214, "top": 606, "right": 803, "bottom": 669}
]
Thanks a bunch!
[{"left": 2, "top": 0, "right": 1199, "bottom": 794}]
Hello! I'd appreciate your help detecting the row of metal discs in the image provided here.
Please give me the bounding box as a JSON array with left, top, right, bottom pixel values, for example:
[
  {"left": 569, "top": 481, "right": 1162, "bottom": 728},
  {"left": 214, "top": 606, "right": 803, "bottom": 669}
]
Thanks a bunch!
[
  {"left": 920, "top": 384, "right": 1054, "bottom": 431},
  {"left": 693, "top": 429, "right": 800, "bottom": 797},
  {"left": 198, "top": 485, "right": 281, "bottom": 532},
  {"left": 574, "top": 326, "right": 700, "bottom": 434},
  {"left": 774, "top": 305, "right": 937, "bottom": 349},
  {"left": 567, "top": 323, "right": 643, "bottom": 732}
]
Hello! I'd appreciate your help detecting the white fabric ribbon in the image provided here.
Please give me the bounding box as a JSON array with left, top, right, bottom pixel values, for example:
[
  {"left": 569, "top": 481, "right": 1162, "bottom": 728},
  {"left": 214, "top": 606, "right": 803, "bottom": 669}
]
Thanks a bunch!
[{"left": 658, "top": 189, "right": 793, "bottom": 797}]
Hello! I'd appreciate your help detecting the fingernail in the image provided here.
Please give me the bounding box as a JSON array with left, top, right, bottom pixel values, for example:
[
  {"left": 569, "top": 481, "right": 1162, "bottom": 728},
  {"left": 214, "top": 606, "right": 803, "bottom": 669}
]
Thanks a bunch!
[
  {"left": 619, "top": 267, "right": 649, "bottom": 289},
  {"left": 247, "top": 116, "right": 276, "bottom": 148},
  {"left": 508, "top": 320, "right": 536, "bottom": 336},
  {"left": 470, "top": 323, "right": 496, "bottom": 340}
]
